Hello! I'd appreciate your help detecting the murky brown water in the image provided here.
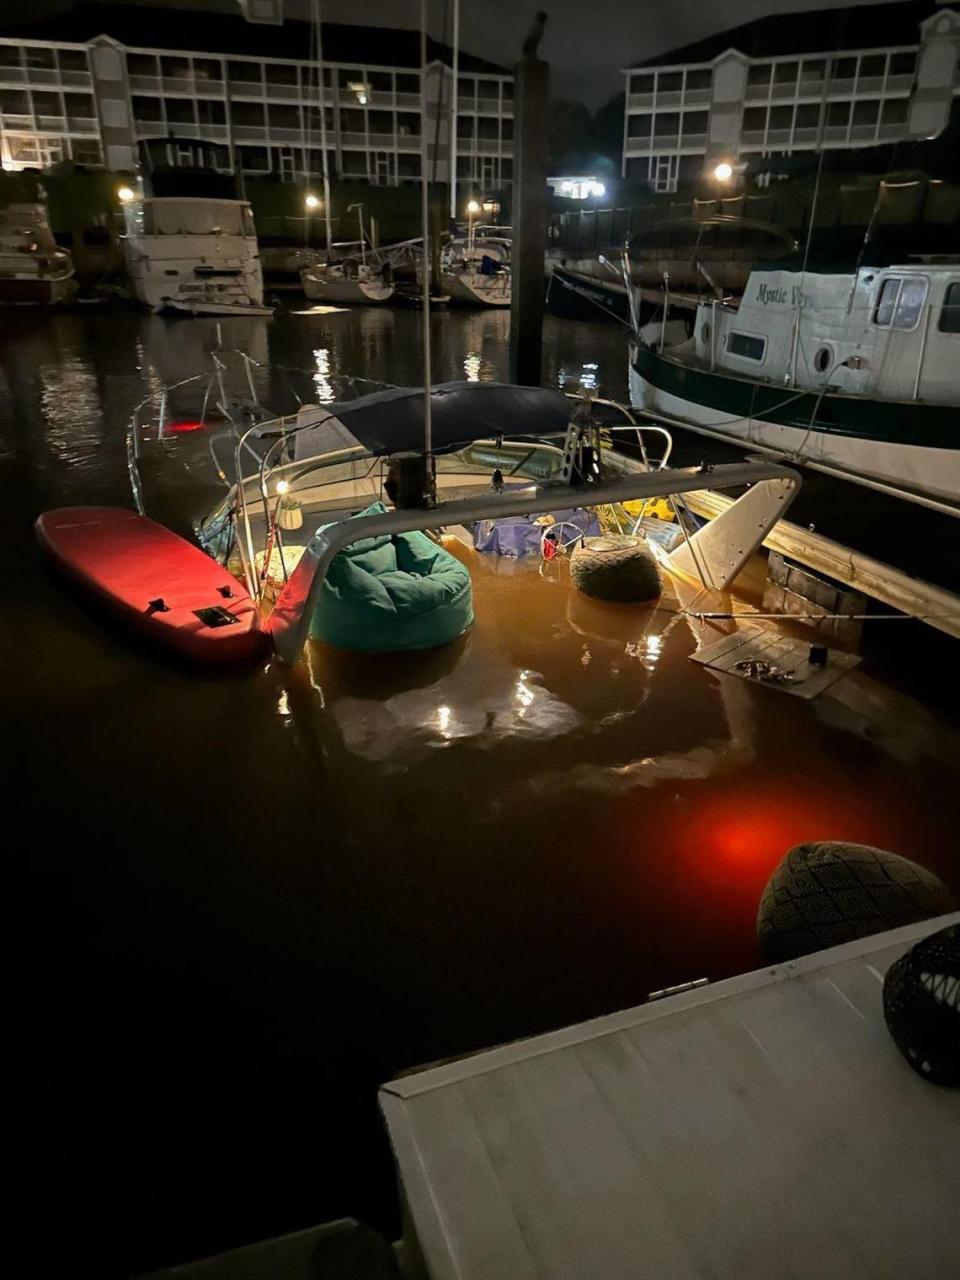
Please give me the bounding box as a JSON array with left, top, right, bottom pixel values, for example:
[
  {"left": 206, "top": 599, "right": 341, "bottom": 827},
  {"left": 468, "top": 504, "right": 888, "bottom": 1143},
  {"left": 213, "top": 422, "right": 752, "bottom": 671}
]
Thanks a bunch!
[{"left": 3, "top": 302, "right": 958, "bottom": 1276}]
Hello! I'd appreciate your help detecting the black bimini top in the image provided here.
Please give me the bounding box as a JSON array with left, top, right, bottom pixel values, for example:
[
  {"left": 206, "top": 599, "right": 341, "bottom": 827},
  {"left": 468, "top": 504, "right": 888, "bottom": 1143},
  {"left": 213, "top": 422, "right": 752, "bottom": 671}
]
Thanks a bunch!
[{"left": 293, "top": 382, "right": 574, "bottom": 461}]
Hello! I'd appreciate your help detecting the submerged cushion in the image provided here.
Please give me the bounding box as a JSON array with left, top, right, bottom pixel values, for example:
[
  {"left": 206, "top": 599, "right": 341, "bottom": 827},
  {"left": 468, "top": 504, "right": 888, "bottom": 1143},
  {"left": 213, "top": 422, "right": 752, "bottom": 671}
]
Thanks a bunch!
[{"left": 310, "top": 503, "right": 474, "bottom": 651}]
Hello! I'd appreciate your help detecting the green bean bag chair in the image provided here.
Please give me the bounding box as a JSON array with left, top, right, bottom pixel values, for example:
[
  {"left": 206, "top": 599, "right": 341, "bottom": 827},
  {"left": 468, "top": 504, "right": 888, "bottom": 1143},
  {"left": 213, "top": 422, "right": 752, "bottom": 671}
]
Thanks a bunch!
[{"left": 310, "top": 503, "right": 474, "bottom": 652}]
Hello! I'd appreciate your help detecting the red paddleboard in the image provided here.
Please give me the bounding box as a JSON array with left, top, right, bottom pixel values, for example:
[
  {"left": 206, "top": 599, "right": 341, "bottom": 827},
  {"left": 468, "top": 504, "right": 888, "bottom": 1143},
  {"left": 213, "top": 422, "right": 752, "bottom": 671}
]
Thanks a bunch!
[{"left": 36, "top": 507, "right": 267, "bottom": 663}]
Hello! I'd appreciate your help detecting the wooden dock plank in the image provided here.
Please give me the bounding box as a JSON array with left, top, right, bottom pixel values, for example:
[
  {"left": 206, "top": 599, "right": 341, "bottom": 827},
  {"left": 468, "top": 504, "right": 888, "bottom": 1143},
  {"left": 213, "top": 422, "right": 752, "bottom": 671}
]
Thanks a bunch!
[{"left": 690, "top": 622, "right": 861, "bottom": 698}]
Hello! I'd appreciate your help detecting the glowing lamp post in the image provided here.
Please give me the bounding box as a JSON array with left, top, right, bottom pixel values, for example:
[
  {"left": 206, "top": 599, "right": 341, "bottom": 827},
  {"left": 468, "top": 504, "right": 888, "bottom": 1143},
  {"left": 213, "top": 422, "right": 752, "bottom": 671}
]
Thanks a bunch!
[
  {"left": 466, "top": 198, "right": 481, "bottom": 253},
  {"left": 304, "top": 193, "right": 320, "bottom": 247},
  {"left": 117, "top": 186, "right": 135, "bottom": 203},
  {"left": 713, "top": 161, "right": 734, "bottom": 184}
]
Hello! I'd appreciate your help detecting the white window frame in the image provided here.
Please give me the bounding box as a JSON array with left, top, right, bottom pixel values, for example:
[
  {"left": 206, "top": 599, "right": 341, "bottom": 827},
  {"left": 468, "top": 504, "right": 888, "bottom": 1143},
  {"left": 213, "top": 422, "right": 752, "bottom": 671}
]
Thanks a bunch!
[{"left": 873, "top": 275, "right": 929, "bottom": 332}]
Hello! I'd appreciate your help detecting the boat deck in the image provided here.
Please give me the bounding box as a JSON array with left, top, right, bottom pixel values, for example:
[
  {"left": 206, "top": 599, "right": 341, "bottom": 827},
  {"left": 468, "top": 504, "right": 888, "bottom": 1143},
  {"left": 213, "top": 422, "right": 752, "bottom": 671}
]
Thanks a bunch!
[{"left": 380, "top": 915, "right": 960, "bottom": 1280}]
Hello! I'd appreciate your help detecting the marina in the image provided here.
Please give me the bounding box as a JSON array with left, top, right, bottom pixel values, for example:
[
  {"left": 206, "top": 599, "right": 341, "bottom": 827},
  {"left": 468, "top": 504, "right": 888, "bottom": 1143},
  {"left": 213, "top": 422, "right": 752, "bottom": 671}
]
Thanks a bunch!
[{"left": 3, "top": 2, "right": 959, "bottom": 1278}]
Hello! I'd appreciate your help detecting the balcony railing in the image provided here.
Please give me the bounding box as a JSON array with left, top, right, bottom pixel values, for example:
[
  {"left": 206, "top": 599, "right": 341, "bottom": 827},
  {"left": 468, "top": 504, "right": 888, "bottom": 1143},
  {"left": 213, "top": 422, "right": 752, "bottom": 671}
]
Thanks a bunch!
[
  {"left": 856, "top": 76, "right": 884, "bottom": 94},
  {"left": 1, "top": 113, "right": 33, "bottom": 129},
  {"left": 849, "top": 122, "right": 879, "bottom": 141},
  {"left": 745, "top": 83, "right": 770, "bottom": 100},
  {"left": 129, "top": 75, "right": 160, "bottom": 93},
  {"left": 36, "top": 114, "right": 66, "bottom": 131},
  {"left": 654, "top": 90, "right": 682, "bottom": 107},
  {"left": 684, "top": 88, "right": 711, "bottom": 105},
  {"left": 67, "top": 115, "right": 98, "bottom": 133},
  {"left": 627, "top": 92, "right": 654, "bottom": 110},
  {"left": 228, "top": 79, "right": 265, "bottom": 97},
  {"left": 232, "top": 124, "right": 268, "bottom": 141}
]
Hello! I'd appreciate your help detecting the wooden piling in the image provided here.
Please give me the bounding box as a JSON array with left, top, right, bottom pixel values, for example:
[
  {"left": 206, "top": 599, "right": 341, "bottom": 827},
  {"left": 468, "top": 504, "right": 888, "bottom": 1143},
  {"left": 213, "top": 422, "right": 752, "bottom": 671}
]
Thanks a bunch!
[{"left": 509, "top": 46, "right": 549, "bottom": 387}]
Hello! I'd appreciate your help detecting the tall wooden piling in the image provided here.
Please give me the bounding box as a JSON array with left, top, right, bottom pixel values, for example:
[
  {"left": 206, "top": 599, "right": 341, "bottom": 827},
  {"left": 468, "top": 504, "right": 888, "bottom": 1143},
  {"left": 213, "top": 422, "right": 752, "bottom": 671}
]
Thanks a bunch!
[{"left": 509, "top": 17, "right": 549, "bottom": 387}]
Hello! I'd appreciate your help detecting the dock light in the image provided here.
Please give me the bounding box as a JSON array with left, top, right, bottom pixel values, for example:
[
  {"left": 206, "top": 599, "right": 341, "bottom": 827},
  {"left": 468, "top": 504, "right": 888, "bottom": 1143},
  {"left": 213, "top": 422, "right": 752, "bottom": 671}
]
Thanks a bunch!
[
  {"left": 713, "top": 161, "right": 733, "bottom": 183},
  {"left": 117, "top": 185, "right": 135, "bottom": 203},
  {"left": 276, "top": 479, "right": 290, "bottom": 496},
  {"left": 304, "top": 194, "right": 320, "bottom": 210},
  {"left": 466, "top": 200, "right": 481, "bottom": 214},
  {"left": 590, "top": 181, "right": 606, "bottom": 198}
]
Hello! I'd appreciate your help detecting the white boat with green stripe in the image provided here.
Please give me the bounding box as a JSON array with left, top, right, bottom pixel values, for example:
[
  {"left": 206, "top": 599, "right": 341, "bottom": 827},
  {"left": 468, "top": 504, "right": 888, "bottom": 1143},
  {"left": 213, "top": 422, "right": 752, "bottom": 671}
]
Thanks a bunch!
[{"left": 629, "top": 262, "right": 960, "bottom": 513}]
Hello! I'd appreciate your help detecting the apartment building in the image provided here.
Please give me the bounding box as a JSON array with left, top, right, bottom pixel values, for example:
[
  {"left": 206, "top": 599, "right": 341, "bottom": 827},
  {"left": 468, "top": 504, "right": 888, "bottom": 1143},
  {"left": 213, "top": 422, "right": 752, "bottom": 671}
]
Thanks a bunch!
[
  {"left": 0, "top": 3, "right": 514, "bottom": 191},
  {"left": 622, "top": 0, "right": 960, "bottom": 192}
]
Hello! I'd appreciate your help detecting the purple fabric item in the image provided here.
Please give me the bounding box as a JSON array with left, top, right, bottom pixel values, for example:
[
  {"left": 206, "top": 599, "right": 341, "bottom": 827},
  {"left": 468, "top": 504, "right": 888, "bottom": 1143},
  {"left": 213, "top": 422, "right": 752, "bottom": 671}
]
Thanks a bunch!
[{"left": 473, "top": 508, "right": 601, "bottom": 557}]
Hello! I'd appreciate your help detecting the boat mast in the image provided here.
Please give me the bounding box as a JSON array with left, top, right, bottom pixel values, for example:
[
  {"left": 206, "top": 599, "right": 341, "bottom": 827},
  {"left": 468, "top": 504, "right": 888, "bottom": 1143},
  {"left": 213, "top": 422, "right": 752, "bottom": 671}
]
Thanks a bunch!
[
  {"left": 450, "top": 0, "right": 459, "bottom": 223},
  {"left": 420, "top": 0, "right": 433, "bottom": 457},
  {"left": 311, "top": 0, "right": 334, "bottom": 254}
]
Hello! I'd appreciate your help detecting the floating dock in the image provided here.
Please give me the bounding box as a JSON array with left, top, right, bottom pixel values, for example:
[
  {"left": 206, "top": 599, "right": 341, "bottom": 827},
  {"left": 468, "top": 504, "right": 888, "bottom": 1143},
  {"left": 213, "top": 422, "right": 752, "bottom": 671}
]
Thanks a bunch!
[{"left": 380, "top": 914, "right": 960, "bottom": 1280}]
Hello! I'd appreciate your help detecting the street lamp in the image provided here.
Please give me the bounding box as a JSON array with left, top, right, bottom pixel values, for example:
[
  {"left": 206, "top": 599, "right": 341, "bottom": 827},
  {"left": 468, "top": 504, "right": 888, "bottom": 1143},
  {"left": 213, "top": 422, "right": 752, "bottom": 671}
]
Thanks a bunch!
[
  {"left": 117, "top": 185, "right": 135, "bottom": 203},
  {"left": 713, "top": 161, "right": 734, "bottom": 183},
  {"left": 304, "top": 193, "right": 320, "bottom": 210}
]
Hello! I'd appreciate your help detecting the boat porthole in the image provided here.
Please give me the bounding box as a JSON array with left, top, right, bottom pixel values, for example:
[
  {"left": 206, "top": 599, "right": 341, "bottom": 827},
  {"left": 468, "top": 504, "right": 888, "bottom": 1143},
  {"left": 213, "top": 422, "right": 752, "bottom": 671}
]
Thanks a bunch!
[{"left": 814, "top": 346, "right": 832, "bottom": 374}]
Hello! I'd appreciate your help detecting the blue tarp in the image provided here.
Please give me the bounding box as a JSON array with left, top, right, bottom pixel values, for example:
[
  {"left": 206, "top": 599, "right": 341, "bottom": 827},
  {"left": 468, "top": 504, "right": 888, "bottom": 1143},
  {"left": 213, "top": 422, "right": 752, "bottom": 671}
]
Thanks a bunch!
[{"left": 473, "top": 508, "right": 601, "bottom": 558}]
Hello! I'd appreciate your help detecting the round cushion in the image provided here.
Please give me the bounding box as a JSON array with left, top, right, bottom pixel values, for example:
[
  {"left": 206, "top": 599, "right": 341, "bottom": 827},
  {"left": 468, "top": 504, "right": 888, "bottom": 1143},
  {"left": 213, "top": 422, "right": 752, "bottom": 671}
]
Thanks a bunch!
[
  {"left": 757, "top": 841, "right": 954, "bottom": 962},
  {"left": 570, "top": 534, "right": 662, "bottom": 603}
]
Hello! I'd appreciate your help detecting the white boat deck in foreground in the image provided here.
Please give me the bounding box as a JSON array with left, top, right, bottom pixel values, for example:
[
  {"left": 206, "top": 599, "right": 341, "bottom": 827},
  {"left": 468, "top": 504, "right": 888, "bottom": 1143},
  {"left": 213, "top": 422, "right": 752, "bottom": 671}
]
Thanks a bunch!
[{"left": 380, "top": 915, "right": 960, "bottom": 1280}]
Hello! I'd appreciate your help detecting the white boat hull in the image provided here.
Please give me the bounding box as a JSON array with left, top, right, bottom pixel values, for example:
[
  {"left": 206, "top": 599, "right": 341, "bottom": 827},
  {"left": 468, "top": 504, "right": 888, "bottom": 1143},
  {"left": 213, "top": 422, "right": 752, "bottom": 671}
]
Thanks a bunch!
[
  {"left": 301, "top": 272, "right": 394, "bottom": 305},
  {"left": 441, "top": 271, "right": 511, "bottom": 308},
  {"left": 629, "top": 361, "right": 960, "bottom": 509},
  {"left": 124, "top": 238, "right": 265, "bottom": 316}
]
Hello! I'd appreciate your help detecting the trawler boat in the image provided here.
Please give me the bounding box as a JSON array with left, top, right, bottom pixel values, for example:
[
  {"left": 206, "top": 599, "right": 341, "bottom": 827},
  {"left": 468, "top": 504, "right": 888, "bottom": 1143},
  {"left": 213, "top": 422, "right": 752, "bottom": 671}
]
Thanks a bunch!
[
  {"left": 0, "top": 202, "right": 76, "bottom": 305},
  {"left": 121, "top": 167, "right": 270, "bottom": 317},
  {"left": 301, "top": 259, "right": 395, "bottom": 306},
  {"left": 629, "top": 262, "right": 960, "bottom": 511}
]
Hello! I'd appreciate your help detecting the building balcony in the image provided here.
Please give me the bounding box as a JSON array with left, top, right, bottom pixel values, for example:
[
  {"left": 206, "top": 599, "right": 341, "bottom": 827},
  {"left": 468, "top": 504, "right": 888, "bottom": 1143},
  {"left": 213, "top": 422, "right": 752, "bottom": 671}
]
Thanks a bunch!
[
  {"left": 269, "top": 126, "right": 306, "bottom": 143},
  {"left": 228, "top": 79, "right": 265, "bottom": 97},
  {"left": 60, "top": 70, "right": 92, "bottom": 87},
  {"left": 680, "top": 132, "right": 707, "bottom": 148},
  {"left": 232, "top": 124, "right": 268, "bottom": 141},
  {"left": 792, "top": 127, "right": 819, "bottom": 144},
  {"left": 263, "top": 82, "right": 301, "bottom": 100},
  {"left": 36, "top": 114, "right": 66, "bottom": 131},
  {"left": 823, "top": 124, "right": 849, "bottom": 142},
  {"left": 826, "top": 76, "right": 855, "bottom": 95},
  {"left": 684, "top": 88, "right": 711, "bottom": 105},
  {"left": 461, "top": 138, "right": 504, "bottom": 154},
  {"left": 856, "top": 76, "right": 885, "bottom": 94},
  {"left": 1, "top": 113, "right": 33, "bottom": 129},
  {"left": 878, "top": 121, "right": 907, "bottom": 140},
  {"left": 885, "top": 74, "right": 914, "bottom": 94},
  {"left": 849, "top": 123, "right": 879, "bottom": 141},
  {"left": 627, "top": 92, "right": 654, "bottom": 110},
  {"left": 654, "top": 90, "right": 683, "bottom": 107},
  {"left": 741, "top": 129, "right": 765, "bottom": 145},
  {"left": 0, "top": 66, "right": 27, "bottom": 83},
  {"left": 129, "top": 75, "right": 161, "bottom": 93},
  {"left": 23, "top": 67, "right": 59, "bottom": 85},
  {"left": 396, "top": 92, "right": 421, "bottom": 109},
  {"left": 652, "top": 131, "right": 680, "bottom": 146},
  {"left": 766, "top": 128, "right": 791, "bottom": 145},
  {"left": 67, "top": 115, "right": 98, "bottom": 134},
  {"left": 770, "top": 81, "right": 799, "bottom": 99},
  {"left": 745, "top": 83, "right": 769, "bottom": 100}
]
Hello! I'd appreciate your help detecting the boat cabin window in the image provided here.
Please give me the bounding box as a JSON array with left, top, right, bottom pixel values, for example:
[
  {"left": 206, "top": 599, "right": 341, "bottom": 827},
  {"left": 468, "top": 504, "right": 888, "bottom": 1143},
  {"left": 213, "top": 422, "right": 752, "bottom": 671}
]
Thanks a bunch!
[
  {"left": 726, "top": 331, "right": 766, "bottom": 362},
  {"left": 938, "top": 282, "right": 960, "bottom": 334},
  {"left": 873, "top": 275, "right": 928, "bottom": 330}
]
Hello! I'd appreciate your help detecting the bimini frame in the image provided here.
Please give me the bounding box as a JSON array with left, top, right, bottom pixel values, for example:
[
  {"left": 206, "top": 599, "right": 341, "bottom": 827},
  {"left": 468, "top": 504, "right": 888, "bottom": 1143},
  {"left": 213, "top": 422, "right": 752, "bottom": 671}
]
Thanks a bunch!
[{"left": 265, "top": 460, "right": 800, "bottom": 663}]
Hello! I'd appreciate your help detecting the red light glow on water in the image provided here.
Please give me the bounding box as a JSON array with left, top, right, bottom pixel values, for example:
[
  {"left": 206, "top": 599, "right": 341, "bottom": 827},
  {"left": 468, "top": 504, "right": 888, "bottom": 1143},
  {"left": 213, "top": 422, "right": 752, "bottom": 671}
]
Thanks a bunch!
[{"left": 167, "top": 419, "right": 206, "bottom": 434}]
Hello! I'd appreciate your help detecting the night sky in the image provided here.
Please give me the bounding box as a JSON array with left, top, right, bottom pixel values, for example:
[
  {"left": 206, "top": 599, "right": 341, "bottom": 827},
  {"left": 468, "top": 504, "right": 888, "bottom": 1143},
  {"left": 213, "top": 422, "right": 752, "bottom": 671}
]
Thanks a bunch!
[{"left": 17, "top": 0, "right": 917, "bottom": 105}]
